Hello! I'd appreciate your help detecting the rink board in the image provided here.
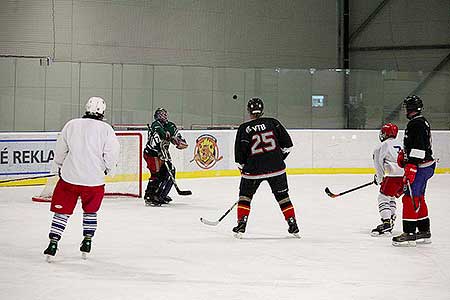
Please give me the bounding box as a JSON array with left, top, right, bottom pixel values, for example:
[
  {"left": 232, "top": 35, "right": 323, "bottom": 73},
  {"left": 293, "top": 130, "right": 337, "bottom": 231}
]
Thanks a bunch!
[{"left": 1, "top": 129, "right": 449, "bottom": 186}]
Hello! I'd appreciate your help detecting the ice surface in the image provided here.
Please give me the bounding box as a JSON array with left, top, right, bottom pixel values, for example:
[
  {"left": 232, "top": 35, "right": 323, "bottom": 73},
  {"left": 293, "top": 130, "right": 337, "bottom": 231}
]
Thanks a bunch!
[{"left": 1, "top": 174, "right": 449, "bottom": 300}]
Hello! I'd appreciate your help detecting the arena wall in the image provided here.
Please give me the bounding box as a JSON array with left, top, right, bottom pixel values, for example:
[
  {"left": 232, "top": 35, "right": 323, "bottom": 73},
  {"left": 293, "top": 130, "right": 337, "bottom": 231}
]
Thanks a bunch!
[{"left": 1, "top": 130, "right": 449, "bottom": 186}]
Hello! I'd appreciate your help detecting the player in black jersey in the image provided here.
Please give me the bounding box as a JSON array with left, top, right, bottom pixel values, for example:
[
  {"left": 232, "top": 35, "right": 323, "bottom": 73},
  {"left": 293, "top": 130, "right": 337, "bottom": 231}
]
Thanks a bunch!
[
  {"left": 233, "top": 97, "right": 299, "bottom": 237},
  {"left": 393, "top": 95, "right": 436, "bottom": 247}
]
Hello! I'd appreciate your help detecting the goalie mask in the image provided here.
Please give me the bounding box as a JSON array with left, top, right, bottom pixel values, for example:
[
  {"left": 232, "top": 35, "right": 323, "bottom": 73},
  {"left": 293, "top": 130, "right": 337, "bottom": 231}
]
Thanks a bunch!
[
  {"left": 154, "top": 108, "right": 168, "bottom": 123},
  {"left": 379, "top": 123, "right": 398, "bottom": 142},
  {"left": 85, "top": 96, "right": 106, "bottom": 119}
]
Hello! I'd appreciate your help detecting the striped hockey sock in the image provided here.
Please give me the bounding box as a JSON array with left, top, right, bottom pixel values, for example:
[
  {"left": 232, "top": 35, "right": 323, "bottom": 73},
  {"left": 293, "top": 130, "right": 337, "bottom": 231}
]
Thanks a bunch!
[
  {"left": 277, "top": 196, "right": 296, "bottom": 220},
  {"left": 49, "top": 213, "right": 70, "bottom": 241},
  {"left": 83, "top": 213, "right": 97, "bottom": 237},
  {"left": 237, "top": 196, "right": 251, "bottom": 220}
]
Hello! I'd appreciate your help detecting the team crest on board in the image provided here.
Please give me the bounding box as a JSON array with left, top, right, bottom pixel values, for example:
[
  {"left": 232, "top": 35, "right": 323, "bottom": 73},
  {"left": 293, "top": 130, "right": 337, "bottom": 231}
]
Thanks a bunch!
[{"left": 190, "top": 134, "right": 223, "bottom": 169}]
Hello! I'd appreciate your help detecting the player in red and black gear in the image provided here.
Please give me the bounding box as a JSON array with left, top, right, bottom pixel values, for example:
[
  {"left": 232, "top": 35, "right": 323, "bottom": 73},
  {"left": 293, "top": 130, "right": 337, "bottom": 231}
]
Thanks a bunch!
[
  {"left": 233, "top": 97, "right": 299, "bottom": 237},
  {"left": 393, "top": 95, "right": 435, "bottom": 246}
]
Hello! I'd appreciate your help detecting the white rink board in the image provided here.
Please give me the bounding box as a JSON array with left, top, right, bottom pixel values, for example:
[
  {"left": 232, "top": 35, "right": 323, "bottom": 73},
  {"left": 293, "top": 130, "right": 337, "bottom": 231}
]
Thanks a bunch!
[{"left": 1, "top": 129, "right": 449, "bottom": 181}]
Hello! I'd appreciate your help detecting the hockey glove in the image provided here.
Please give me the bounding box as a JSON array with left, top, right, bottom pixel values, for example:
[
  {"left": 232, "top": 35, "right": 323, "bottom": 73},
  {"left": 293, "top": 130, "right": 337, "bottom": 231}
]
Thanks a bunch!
[
  {"left": 373, "top": 174, "right": 382, "bottom": 185},
  {"left": 172, "top": 136, "right": 188, "bottom": 150},
  {"left": 236, "top": 163, "right": 245, "bottom": 174},
  {"left": 403, "top": 164, "right": 417, "bottom": 184},
  {"left": 397, "top": 149, "right": 406, "bottom": 168}
]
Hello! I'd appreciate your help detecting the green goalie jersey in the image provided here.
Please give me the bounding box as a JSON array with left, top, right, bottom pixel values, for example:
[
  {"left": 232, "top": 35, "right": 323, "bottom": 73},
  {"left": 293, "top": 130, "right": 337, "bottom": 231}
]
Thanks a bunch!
[{"left": 144, "top": 120, "right": 180, "bottom": 158}]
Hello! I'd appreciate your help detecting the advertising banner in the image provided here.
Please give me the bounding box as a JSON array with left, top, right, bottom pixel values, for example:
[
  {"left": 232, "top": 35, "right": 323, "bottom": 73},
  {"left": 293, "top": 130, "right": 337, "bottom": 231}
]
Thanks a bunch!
[{"left": 0, "top": 134, "right": 57, "bottom": 178}]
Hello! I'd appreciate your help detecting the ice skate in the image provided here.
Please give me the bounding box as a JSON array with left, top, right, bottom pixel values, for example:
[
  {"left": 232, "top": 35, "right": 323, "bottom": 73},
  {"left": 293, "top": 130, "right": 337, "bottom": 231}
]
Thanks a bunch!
[
  {"left": 392, "top": 232, "right": 416, "bottom": 247},
  {"left": 232, "top": 216, "right": 248, "bottom": 239},
  {"left": 162, "top": 195, "right": 173, "bottom": 204},
  {"left": 43, "top": 239, "right": 58, "bottom": 262},
  {"left": 80, "top": 236, "right": 92, "bottom": 259},
  {"left": 287, "top": 217, "right": 300, "bottom": 238},
  {"left": 416, "top": 231, "right": 432, "bottom": 244},
  {"left": 370, "top": 219, "right": 393, "bottom": 237},
  {"left": 144, "top": 194, "right": 164, "bottom": 207}
]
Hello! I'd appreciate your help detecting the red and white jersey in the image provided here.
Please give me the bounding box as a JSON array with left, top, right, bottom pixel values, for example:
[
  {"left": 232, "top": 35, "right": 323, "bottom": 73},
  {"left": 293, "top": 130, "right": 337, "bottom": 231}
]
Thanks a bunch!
[
  {"left": 54, "top": 118, "right": 120, "bottom": 186},
  {"left": 373, "top": 138, "right": 404, "bottom": 181}
]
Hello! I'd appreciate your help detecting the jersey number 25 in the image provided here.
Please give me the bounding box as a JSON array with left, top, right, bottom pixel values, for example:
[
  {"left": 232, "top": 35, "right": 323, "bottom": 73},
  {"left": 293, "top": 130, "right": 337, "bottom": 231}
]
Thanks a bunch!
[{"left": 251, "top": 131, "right": 276, "bottom": 155}]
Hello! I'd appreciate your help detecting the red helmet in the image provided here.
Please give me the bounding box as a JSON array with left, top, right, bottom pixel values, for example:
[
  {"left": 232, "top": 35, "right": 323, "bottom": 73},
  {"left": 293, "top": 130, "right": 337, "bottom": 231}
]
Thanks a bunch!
[{"left": 379, "top": 123, "right": 398, "bottom": 141}]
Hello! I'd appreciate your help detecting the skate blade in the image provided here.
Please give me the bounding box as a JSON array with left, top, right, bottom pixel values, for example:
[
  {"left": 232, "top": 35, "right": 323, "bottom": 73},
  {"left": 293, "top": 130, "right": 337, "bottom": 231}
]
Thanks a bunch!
[
  {"left": 145, "top": 202, "right": 162, "bottom": 207},
  {"left": 370, "top": 231, "right": 392, "bottom": 237},
  {"left": 392, "top": 240, "right": 417, "bottom": 247},
  {"left": 233, "top": 232, "right": 243, "bottom": 239},
  {"left": 81, "top": 252, "right": 88, "bottom": 260},
  {"left": 416, "top": 238, "right": 432, "bottom": 244},
  {"left": 290, "top": 232, "right": 301, "bottom": 238},
  {"left": 45, "top": 255, "right": 53, "bottom": 263}
]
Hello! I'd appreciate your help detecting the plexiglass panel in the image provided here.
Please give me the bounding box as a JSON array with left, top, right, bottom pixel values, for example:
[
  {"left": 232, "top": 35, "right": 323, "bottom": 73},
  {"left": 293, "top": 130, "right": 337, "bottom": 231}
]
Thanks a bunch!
[{"left": 0, "top": 58, "right": 449, "bottom": 131}]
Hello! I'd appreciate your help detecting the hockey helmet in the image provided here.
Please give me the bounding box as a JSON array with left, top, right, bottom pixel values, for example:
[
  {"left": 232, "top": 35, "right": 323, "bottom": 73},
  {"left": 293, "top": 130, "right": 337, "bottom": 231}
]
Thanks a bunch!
[
  {"left": 154, "top": 108, "right": 168, "bottom": 123},
  {"left": 403, "top": 95, "right": 423, "bottom": 119},
  {"left": 379, "top": 123, "right": 398, "bottom": 142},
  {"left": 85, "top": 96, "right": 106, "bottom": 118},
  {"left": 247, "top": 97, "right": 264, "bottom": 117}
]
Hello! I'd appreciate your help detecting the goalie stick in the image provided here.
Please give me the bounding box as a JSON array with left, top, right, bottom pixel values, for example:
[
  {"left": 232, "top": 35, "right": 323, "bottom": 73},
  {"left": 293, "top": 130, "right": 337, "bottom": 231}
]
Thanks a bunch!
[
  {"left": 325, "top": 181, "right": 374, "bottom": 198},
  {"left": 166, "top": 160, "right": 192, "bottom": 196},
  {"left": 200, "top": 201, "right": 238, "bottom": 226}
]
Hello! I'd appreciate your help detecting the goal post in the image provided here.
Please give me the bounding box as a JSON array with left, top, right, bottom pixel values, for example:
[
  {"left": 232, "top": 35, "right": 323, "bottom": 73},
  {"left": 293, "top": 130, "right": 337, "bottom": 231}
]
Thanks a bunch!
[{"left": 32, "top": 132, "right": 143, "bottom": 202}]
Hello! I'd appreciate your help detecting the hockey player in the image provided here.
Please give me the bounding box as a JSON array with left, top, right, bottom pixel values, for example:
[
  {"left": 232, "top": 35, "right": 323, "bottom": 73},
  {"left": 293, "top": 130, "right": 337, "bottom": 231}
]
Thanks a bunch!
[
  {"left": 43, "top": 97, "right": 120, "bottom": 261},
  {"left": 371, "top": 123, "right": 404, "bottom": 236},
  {"left": 143, "top": 108, "right": 188, "bottom": 206},
  {"left": 233, "top": 97, "right": 299, "bottom": 238},
  {"left": 393, "top": 95, "right": 435, "bottom": 247}
]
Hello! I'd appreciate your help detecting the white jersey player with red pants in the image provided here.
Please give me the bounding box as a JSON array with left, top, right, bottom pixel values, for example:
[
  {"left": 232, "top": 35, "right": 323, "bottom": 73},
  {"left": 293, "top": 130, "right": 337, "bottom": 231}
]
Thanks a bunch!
[
  {"left": 43, "top": 97, "right": 120, "bottom": 261},
  {"left": 371, "top": 123, "right": 404, "bottom": 236}
]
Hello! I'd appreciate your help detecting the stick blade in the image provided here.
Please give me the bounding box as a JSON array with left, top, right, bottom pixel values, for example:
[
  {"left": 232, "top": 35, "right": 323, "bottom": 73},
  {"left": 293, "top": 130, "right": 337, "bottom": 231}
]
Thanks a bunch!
[
  {"left": 200, "top": 217, "right": 219, "bottom": 226},
  {"left": 178, "top": 190, "right": 192, "bottom": 196},
  {"left": 324, "top": 187, "right": 338, "bottom": 198}
]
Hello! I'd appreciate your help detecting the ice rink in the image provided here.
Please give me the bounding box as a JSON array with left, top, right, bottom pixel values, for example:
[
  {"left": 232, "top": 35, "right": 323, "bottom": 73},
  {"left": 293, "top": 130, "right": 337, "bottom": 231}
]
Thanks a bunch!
[{"left": 1, "top": 174, "right": 450, "bottom": 300}]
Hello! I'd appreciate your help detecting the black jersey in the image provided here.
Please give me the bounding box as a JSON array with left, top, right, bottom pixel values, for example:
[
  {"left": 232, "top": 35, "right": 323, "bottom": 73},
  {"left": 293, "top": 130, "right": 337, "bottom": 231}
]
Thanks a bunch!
[
  {"left": 235, "top": 117, "right": 293, "bottom": 177},
  {"left": 404, "top": 115, "right": 434, "bottom": 165}
]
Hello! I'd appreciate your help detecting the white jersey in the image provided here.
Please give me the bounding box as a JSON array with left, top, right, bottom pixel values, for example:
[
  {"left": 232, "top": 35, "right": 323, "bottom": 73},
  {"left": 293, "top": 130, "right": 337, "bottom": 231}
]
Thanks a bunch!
[
  {"left": 54, "top": 117, "right": 120, "bottom": 186},
  {"left": 373, "top": 138, "right": 404, "bottom": 182}
]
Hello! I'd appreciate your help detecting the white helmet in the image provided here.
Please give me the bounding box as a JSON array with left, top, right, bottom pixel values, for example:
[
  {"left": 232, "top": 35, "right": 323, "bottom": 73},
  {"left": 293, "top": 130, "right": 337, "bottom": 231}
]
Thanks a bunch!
[{"left": 85, "top": 96, "right": 106, "bottom": 117}]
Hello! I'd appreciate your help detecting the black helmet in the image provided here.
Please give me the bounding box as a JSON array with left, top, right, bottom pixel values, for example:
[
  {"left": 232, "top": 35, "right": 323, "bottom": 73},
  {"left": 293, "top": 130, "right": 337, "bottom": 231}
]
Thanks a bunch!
[
  {"left": 403, "top": 95, "right": 423, "bottom": 119},
  {"left": 247, "top": 97, "right": 264, "bottom": 117},
  {"left": 154, "top": 108, "right": 168, "bottom": 123}
]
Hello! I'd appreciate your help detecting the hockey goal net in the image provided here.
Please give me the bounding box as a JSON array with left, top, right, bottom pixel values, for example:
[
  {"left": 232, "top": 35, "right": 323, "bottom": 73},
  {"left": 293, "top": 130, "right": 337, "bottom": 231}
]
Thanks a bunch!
[{"left": 32, "top": 132, "right": 143, "bottom": 202}]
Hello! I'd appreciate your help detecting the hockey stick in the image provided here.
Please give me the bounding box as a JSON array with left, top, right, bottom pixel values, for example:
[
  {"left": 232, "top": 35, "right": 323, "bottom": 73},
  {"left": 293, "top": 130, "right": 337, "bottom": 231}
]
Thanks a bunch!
[
  {"left": 200, "top": 201, "right": 238, "bottom": 226},
  {"left": 165, "top": 159, "right": 192, "bottom": 196},
  {"left": 325, "top": 181, "right": 374, "bottom": 198},
  {"left": 406, "top": 180, "right": 420, "bottom": 213},
  {"left": 0, "top": 173, "right": 57, "bottom": 184}
]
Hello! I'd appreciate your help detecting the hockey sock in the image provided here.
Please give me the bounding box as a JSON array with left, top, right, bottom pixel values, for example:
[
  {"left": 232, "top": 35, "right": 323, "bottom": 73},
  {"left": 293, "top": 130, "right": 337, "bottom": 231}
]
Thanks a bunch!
[
  {"left": 417, "top": 217, "right": 430, "bottom": 233},
  {"left": 83, "top": 213, "right": 97, "bottom": 237},
  {"left": 389, "top": 199, "right": 397, "bottom": 219},
  {"left": 237, "top": 196, "right": 251, "bottom": 220},
  {"left": 274, "top": 192, "right": 295, "bottom": 220},
  {"left": 49, "top": 213, "right": 70, "bottom": 241},
  {"left": 377, "top": 194, "right": 393, "bottom": 220}
]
